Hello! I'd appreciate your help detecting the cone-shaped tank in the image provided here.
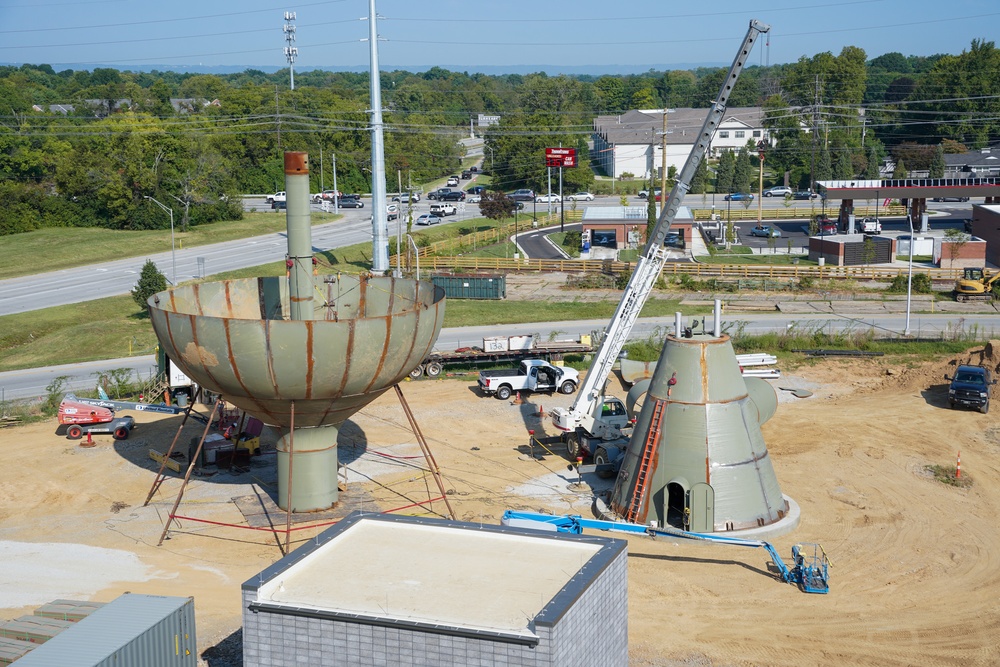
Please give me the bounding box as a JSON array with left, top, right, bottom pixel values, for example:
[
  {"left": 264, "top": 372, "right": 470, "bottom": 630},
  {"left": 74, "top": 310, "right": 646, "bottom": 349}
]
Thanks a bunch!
[
  {"left": 147, "top": 151, "right": 445, "bottom": 512},
  {"left": 610, "top": 332, "right": 788, "bottom": 532}
]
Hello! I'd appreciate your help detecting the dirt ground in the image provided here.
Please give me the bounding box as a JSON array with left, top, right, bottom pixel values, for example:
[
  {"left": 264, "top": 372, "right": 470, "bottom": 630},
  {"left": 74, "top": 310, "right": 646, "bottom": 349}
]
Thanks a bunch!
[{"left": 3, "top": 344, "right": 1000, "bottom": 666}]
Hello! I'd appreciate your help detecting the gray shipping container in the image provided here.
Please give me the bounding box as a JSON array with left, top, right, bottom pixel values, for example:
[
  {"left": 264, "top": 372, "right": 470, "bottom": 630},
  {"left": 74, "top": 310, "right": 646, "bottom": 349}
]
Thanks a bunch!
[{"left": 13, "top": 594, "right": 196, "bottom": 667}]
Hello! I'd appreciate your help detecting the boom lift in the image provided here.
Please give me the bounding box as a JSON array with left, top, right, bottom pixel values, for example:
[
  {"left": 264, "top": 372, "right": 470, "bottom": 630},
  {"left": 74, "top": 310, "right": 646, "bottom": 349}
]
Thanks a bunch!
[
  {"left": 550, "top": 19, "right": 772, "bottom": 456},
  {"left": 501, "top": 510, "right": 830, "bottom": 594},
  {"left": 954, "top": 267, "right": 1000, "bottom": 302}
]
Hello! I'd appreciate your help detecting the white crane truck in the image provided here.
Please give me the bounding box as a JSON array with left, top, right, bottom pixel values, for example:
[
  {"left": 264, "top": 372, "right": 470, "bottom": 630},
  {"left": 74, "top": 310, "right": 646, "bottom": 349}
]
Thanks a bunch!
[{"left": 550, "top": 19, "right": 772, "bottom": 463}]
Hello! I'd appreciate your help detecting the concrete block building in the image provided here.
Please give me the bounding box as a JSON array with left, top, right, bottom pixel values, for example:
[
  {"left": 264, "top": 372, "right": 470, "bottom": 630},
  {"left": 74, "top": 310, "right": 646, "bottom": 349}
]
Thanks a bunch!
[{"left": 242, "top": 512, "right": 628, "bottom": 667}]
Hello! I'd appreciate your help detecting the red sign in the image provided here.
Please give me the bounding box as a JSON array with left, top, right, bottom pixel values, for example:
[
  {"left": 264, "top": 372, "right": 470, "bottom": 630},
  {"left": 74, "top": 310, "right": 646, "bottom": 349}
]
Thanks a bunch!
[{"left": 545, "top": 147, "right": 577, "bottom": 168}]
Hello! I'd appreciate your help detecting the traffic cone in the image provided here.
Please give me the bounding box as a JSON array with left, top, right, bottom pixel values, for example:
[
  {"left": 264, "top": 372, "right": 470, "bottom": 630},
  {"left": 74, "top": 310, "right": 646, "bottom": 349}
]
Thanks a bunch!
[
  {"left": 956, "top": 451, "right": 961, "bottom": 479},
  {"left": 513, "top": 392, "right": 522, "bottom": 405},
  {"left": 537, "top": 404, "right": 546, "bottom": 417},
  {"left": 80, "top": 431, "right": 95, "bottom": 448}
]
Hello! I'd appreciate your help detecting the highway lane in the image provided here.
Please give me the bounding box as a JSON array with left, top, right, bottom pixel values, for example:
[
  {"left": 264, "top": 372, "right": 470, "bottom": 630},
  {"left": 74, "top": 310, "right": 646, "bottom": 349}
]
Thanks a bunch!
[{"left": 3, "top": 311, "right": 995, "bottom": 401}]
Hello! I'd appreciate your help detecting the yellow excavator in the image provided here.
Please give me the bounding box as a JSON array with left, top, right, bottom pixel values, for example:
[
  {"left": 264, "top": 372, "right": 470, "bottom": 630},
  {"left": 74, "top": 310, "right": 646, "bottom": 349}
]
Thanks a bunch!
[{"left": 954, "top": 267, "right": 1000, "bottom": 302}]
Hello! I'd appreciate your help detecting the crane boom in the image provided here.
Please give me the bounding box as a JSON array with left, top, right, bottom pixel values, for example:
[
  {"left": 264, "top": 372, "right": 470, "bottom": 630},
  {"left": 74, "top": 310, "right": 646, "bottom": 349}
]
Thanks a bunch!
[{"left": 552, "top": 19, "right": 771, "bottom": 438}]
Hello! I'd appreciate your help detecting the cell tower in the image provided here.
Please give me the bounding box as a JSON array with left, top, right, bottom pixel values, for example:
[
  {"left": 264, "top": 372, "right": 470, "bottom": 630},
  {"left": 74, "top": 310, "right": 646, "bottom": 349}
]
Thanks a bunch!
[{"left": 283, "top": 11, "right": 298, "bottom": 90}]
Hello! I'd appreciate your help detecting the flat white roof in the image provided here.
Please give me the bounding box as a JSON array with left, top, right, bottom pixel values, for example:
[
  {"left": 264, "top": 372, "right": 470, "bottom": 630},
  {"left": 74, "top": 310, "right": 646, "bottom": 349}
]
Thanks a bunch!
[{"left": 255, "top": 518, "right": 603, "bottom": 637}]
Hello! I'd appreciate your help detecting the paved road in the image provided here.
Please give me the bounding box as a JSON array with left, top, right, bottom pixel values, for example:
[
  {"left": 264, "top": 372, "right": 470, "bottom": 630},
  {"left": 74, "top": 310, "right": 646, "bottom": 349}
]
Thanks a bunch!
[
  {"left": 0, "top": 192, "right": 976, "bottom": 317},
  {"left": 3, "top": 311, "right": 994, "bottom": 402}
]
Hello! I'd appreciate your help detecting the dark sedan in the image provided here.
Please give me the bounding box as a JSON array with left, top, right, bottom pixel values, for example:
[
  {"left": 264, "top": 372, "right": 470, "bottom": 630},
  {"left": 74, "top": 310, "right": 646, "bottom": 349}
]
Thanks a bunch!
[
  {"left": 339, "top": 197, "right": 364, "bottom": 209},
  {"left": 466, "top": 185, "right": 487, "bottom": 195},
  {"left": 793, "top": 190, "right": 824, "bottom": 200},
  {"left": 440, "top": 190, "right": 466, "bottom": 202}
]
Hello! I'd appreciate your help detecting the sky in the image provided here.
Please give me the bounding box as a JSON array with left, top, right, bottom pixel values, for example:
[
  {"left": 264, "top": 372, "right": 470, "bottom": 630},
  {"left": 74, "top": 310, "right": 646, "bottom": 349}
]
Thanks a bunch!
[{"left": 0, "top": 0, "right": 996, "bottom": 74}]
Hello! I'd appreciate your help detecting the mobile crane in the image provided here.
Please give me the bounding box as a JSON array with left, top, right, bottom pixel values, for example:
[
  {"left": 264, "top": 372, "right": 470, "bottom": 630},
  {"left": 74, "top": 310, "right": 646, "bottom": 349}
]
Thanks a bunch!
[{"left": 550, "top": 19, "right": 772, "bottom": 459}]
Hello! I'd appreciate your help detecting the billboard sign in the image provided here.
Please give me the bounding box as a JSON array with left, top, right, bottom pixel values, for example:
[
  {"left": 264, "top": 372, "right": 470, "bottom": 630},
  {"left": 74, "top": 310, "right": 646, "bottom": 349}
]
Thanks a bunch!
[{"left": 545, "top": 147, "right": 577, "bottom": 168}]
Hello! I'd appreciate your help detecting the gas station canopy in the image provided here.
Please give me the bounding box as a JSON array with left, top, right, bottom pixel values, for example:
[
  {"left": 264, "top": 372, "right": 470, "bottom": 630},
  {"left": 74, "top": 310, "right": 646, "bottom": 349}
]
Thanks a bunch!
[{"left": 817, "top": 177, "right": 1000, "bottom": 200}]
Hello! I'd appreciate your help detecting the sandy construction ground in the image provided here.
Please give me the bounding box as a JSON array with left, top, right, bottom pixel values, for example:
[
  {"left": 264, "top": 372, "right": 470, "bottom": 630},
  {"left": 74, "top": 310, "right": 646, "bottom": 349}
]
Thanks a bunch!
[{"left": 2, "top": 344, "right": 1000, "bottom": 666}]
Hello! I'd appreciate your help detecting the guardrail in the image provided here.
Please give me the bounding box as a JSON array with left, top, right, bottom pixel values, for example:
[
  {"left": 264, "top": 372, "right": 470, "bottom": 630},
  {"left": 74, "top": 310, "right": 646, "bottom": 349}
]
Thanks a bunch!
[{"left": 393, "top": 255, "right": 963, "bottom": 282}]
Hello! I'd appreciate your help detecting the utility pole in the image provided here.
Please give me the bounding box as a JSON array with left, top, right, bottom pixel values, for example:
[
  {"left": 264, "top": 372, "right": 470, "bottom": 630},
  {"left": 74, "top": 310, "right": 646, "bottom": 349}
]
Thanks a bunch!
[
  {"left": 757, "top": 140, "right": 766, "bottom": 230},
  {"left": 275, "top": 86, "right": 281, "bottom": 154},
  {"left": 810, "top": 74, "right": 819, "bottom": 193},
  {"left": 283, "top": 12, "right": 298, "bottom": 90},
  {"left": 558, "top": 143, "right": 564, "bottom": 233},
  {"left": 320, "top": 145, "right": 324, "bottom": 192}
]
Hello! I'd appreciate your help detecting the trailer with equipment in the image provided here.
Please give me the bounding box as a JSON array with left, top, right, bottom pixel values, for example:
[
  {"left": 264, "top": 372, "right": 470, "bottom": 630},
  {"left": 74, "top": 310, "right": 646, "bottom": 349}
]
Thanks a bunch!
[
  {"left": 409, "top": 334, "right": 594, "bottom": 378},
  {"left": 502, "top": 510, "right": 830, "bottom": 594},
  {"left": 550, "top": 19, "right": 772, "bottom": 462}
]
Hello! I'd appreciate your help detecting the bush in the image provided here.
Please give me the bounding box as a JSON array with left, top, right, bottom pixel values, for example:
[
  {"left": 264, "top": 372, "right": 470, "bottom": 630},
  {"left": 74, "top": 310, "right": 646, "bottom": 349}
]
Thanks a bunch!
[{"left": 887, "top": 273, "right": 933, "bottom": 294}]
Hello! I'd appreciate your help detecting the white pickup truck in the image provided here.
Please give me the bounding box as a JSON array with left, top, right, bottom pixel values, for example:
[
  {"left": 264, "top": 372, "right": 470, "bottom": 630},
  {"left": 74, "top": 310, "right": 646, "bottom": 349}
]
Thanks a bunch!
[
  {"left": 478, "top": 360, "right": 579, "bottom": 400},
  {"left": 266, "top": 191, "right": 287, "bottom": 204},
  {"left": 429, "top": 203, "right": 457, "bottom": 217},
  {"left": 859, "top": 218, "right": 882, "bottom": 234}
]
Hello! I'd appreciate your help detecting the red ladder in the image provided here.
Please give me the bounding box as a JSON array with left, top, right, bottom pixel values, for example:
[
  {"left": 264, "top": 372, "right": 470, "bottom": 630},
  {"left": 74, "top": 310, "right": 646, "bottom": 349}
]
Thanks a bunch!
[{"left": 623, "top": 399, "right": 665, "bottom": 523}]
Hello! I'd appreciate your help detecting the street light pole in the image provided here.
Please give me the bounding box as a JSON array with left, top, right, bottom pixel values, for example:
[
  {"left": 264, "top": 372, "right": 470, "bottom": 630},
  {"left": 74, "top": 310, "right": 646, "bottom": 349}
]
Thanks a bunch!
[
  {"left": 904, "top": 214, "right": 914, "bottom": 336},
  {"left": 144, "top": 195, "right": 176, "bottom": 286}
]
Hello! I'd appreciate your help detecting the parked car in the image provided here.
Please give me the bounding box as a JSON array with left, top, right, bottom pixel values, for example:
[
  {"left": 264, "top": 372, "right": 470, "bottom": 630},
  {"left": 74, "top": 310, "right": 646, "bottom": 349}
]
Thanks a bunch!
[
  {"left": 750, "top": 225, "right": 780, "bottom": 238},
  {"left": 386, "top": 204, "right": 399, "bottom": 221},
  {"left": 466, "top": 185, "right": 487, "bottom": 195},
  {"left": 637, "top": 188, "right": 661, "bottom": 199},
  {"left": 724, "top": 192, "right": 754, "bottom": 201},
  {"left": 931, "top": 196, "right": 971, "bottom": 202},
  {"left": 392, "top": 192, "right": 421, "bottom": 203},
  {"left": 566, "top": 191, "right": 595, "bottom": 201},
  {"left": 763, "top": 186, "right": 792, "bottom": 197},
  {"left": 429, "top": 203, "right": 457, "bottom": 217},
  {"left": 470, "top": 165, "right": 479, "bottom": 173},
  {"left": 510, "top": 189, "right": 535, "bottom": 202},
  {"left": 536, "top": 193, "right": 560, "bottom": 203},
  {"left": 467, "top": 194, "right": 482, "bottom": 204},
  {"left": 945, "top": 364, "right": 995, "bottom": 413},
  {"left": 415, "top": 214, "right": 442, "bottom": 226},
  {"left": 339, "top": 197, "right": 364, "bottom": 209},
  {"left": 446, "top": 176, "right": 460, "bottom": 186},
  {"left": 271, "top": 200, "right": 286, "bottom": 210},
  {"left": 814, "top": 214, "right": 837, "bottom": 234}
]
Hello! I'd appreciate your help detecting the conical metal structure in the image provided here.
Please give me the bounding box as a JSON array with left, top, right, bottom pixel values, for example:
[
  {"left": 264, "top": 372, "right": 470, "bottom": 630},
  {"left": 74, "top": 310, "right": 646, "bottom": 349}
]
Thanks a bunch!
[
  {"left": 609, "top": 328, "right": 787, "bottom": 533},
  {"left": 148, "top": 152, "right": 445, "bottom": 511}
]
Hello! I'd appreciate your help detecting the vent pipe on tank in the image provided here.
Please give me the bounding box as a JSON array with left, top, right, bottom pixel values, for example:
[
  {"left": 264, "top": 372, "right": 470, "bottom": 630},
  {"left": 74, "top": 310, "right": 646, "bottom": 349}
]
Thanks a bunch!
[
  {"left": 674, "top": 311, "right": 683, "bottom": 338},
  {"left": 284, "top": 152, "right": 313, "bottom": 321},
  {"left": 714, "top": 299, "right": 722, "bottom": 337}
]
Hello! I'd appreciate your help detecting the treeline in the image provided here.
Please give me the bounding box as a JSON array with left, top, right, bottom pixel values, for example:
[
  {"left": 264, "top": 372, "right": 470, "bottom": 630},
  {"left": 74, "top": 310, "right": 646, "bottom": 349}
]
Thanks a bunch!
[{"left": 0, "top": 39, "right": 998, "bottom": 235}]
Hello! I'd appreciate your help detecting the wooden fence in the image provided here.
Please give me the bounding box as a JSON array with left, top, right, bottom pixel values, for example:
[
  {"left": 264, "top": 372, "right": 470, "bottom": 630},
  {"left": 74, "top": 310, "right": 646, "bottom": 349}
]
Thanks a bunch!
[{"left": 394, "top": 255, "right": 962, "bottom": 282}]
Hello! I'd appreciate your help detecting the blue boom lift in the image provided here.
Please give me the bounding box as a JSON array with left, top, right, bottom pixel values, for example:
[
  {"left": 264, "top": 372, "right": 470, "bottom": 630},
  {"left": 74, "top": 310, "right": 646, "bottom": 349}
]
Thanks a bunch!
[{"left": 501, "top": 510, "right": 830, "bottom": 594}]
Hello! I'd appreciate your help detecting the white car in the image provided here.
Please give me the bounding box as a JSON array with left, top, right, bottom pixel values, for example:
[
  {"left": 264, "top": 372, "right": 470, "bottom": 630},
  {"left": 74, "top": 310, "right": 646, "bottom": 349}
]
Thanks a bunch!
[
  {"left": 535, "top": 193, "right": 560, "bottom": 203},
  {"left": 415, "top": 214, "right": 442, "bottom": 226},
  {"left": 566, "top": 191, "right": 594, "bottom": 201},
  {"left": 467, "top": 194, "right": 482, "bottom": 204},
  {"left": 446, "top": 177, "right": 460, "bottom": 187}
]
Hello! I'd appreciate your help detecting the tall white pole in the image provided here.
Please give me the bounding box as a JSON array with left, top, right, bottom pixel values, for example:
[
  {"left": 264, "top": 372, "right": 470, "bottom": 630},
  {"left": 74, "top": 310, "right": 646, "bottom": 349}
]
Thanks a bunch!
[
  {"left": 367, "top": 0, "right": 389, "bottom": 273},
  {"left": 904, "top": 215, "right": 913, "bottom": 336},
  {"left": 144, "top": 196, "right": 176, "bottom": 285},
  {"left": 547, "top": 166, "right": 552, "bottom": 218},
  {"left": 332, "top": 153, "right": 339, "bottom": 215}
]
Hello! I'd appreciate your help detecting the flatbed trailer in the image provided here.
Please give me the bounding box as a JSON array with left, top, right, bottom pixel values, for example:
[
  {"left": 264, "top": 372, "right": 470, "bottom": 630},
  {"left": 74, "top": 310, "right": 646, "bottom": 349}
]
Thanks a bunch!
[{"left": 409, "top": 342, "right": 594, "bottom": 378}]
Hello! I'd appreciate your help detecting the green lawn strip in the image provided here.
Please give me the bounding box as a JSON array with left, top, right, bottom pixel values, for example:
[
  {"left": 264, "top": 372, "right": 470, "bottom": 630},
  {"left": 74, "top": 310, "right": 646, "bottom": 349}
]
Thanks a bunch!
[{"left": 0, "top": 211, "right": 341, "bottom": 281}]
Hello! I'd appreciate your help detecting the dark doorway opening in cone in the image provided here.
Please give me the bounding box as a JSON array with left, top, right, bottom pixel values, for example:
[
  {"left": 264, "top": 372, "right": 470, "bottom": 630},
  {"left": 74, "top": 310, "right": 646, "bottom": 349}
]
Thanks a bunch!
[{"left": 666, "top": 482, "right": 687, "bottom": 529}]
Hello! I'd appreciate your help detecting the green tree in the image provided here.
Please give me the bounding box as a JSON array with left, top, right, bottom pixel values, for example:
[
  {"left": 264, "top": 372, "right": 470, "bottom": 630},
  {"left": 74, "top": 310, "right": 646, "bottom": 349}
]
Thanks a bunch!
[
  {"left": 929, "top": 145, "right": 945, "bottom": 178},
  {"left": 732, "top": 145, "right": 753, "bottom": 193},
  {"left": 479, "top": 191, "right": 515, "bottom": 221},
  {"left": 864, "top": 142, "right": 885, "bottom": 179},
  {"left": 131, "top": 259, "right": 167, "bottom": 312},
  {"left": 944, "top": 228, "right": 970, "bottom": 268},
  {"left": 862, "top": 236, "right": 876, "bottom": 265},
  {"left": 690, "top": 158, "right": 709, "bottom": 194},
  {"left": 816, "top": 146, "right": 833, "bottom": 183},
  {"left": 835, "top": 147, "right": 854, "bottom": 179},
  {"left": 716, "top": 150, "right": 735, "bottom": 194},
  {"left": 646, "top": 174, "right": 656, "bottom": 242},
  {"left": 892, "top": 158, "right": 908, "bottom": 179}
]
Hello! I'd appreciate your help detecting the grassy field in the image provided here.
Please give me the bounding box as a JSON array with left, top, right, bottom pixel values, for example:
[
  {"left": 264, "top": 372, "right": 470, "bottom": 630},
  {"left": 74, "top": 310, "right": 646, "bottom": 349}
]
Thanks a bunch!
[{"left": 0, "top": 211, "right": 342, "bottom": 281}]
